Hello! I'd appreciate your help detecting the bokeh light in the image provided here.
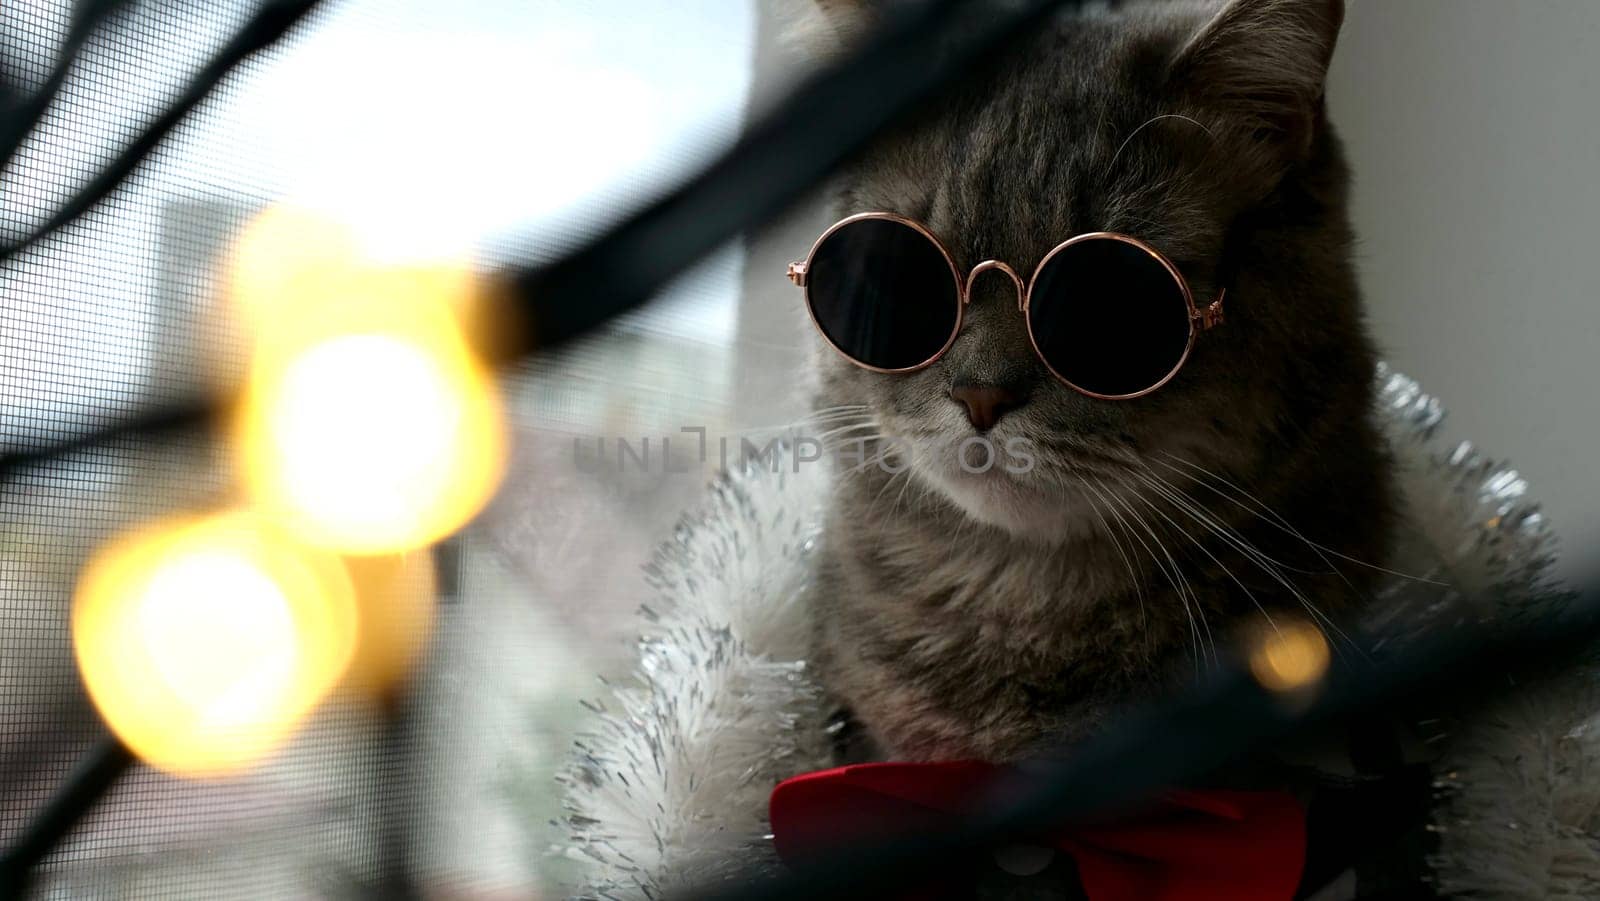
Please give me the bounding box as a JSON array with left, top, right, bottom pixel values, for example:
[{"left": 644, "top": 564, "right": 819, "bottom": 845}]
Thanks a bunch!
[
  {"left": 225, "top": 205, "right": 365, "bottom": 332},
  {"left": 1248, "top": 620, "right": 1331, "bottom": 694},
  {"left": 240, "top": 332, "right": 503, "bottom": 553},
  {"left": 341, "top": 551, "right": 437, "bottom": 696},
  {"left": 72, "top": 512, "right": 358, "bottom": 777},
  {"left": 229, "top": 208, "right": 508, "bottom": 555}
]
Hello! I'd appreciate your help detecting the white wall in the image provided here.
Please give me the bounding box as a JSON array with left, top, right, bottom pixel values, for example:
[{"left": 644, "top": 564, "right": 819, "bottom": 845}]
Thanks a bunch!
[{"left": 1330, "top": 2, "right": 1600, "bottom": 583}]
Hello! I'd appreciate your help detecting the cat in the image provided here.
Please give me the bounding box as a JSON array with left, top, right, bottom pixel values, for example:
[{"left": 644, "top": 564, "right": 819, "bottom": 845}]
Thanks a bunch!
[
  {"left": 800, "top": 0, "right": 1390, "bottom": 766},
  {"left": 785, "top": 1, "right": 1402, "bottom": 893},
  {"left": 551, "top": 8, "right": 1596, "bottom": 895}
]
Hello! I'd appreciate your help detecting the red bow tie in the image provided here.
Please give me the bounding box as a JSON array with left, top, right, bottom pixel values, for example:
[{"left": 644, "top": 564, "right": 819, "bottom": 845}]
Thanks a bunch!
[{"left": 770, "top": 761, "right": 1305, "bottom": 901}]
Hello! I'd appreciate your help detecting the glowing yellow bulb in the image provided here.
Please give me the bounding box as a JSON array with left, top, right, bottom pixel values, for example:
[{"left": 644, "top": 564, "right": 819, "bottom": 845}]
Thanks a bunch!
[
  {"left": 239, "top": 328, "right": 504, "bottom": 554},
  {"left": 72, "top": 513, "right": 358, "bottom": 777},
  {"left": 1249, "top": 620, "right": 1331, "bottom": 693},
  {"left": 228, "top": 206, "right": 507, "bottom": 555}
]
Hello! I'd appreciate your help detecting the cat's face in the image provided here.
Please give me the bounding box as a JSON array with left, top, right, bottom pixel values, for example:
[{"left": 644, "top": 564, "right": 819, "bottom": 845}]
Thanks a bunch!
[{"left": 800, "top": 0, "right": 1366, "bottom": 540}]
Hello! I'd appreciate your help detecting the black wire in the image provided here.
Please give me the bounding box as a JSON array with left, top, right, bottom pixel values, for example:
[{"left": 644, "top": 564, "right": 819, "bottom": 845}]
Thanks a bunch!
[
  {"left": 372, "top": 693, "right": 421, "bottom": 900},
  {"left": 0, "top": 0, "right": 326, "bottom": 267},
  {"left": 0, "top": 398, "right": 215, "bottom": 482},
  {"left": 0, "top": 0, "right": 129, "bottom": 180},
  {"left": 0, "top": 736, "right": 133, "bottom": 897}
]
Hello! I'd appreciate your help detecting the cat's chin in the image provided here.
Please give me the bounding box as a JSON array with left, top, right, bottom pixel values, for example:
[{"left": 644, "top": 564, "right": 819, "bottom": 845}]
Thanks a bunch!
[{"left": 917, "top": 463, "right": 1096, "bottom": 543}]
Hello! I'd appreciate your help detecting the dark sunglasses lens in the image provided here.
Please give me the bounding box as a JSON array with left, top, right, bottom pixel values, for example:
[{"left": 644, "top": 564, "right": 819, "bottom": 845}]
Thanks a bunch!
[
  {"left": 806, "top": 218, "right": 960, "bottom": 371},
  {"left": 1027, "top": 238, "right": 1193, "bottom": 397}
]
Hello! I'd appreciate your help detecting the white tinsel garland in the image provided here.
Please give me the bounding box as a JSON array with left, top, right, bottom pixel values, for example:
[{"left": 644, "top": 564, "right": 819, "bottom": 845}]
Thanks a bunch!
[
  {"left": 555, "top": 462, "right": 834, "bottom": 897},
  {"left": 555, "top": 367, "right": 1597, "bottom": 899}
]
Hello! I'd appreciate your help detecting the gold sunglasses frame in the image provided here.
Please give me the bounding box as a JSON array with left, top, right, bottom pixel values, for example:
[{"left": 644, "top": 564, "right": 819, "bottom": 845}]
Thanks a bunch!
[{"left": 786, "top": 211, "right": 1226, "bottom": 401}]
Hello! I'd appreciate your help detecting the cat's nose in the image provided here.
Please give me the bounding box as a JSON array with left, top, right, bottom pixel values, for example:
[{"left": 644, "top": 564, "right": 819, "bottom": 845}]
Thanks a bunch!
[{"left": 950, "top": 383, "right": 1024, "bottom": 432}]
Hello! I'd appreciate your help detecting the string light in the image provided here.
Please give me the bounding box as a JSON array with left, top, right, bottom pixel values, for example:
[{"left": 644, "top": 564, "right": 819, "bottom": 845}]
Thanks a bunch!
[
  {"left": 66, "top": 207, "right": 497, "bottom": 776},
  {"left": 1249, "top": 620, "right": 1331, "bottom": 694},
  {"left": 72, "top": 512, "right": 358, "bottom": 777},
  {"left": 229, "top": 208, "right": 508, "bottom": 555}
]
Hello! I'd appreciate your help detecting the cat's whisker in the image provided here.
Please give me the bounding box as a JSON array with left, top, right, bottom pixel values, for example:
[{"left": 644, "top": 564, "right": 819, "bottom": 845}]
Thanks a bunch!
[
  {"left": 782, "top": 405, "right": 871, "bottom": 424},
  {"left": 1108, "top": 113, "right": 1217, "bottom": 172},
  {"left": 823, "top": 444, "right": 890, "bottom": 499},
  {"left": 769, "top": 417, "right": 878, "bottom": 438},
  {"left": 1127, "top": 468, "right": 1361, "bottom": 661},
  {"left": 780, "top": 403, "right": 871, "bottom": 423},
  {"left": 1131, "top": 464, "right": 1325, "bottom": 576},
  {"left": 888, "top": 461, "right": 924, "bottom": 520},
  {"left": 812, "top": 430, "right": 892, "bottom": 473},
  {"left": 732, "top": 405, "right": 873, "bottom": 438},
  {"left": 1076, "top": 478, "right": 1147, "bottom": 630},
  {"left": 1117, "top": 472, "right": 1280, "bottom": 637},
  {"left": 772, "top": 428, "right": 887, "bottom": 494},
  {"left": 1085, "top": 478, "right": 1212, "bottom": 670},
  {"left": 862, "top": 457, "right": 920, "bottom": 523},
  {"left": 1116, "top": 479, "right": 1218, "bottom": 667},
  {"left": 835, "top": 440, "right": 901, "bottom": 484},
  {"left": 1130, "top": 472, "right": 1317, "bottom": 608},
  {"left": 1154, "top": 452, "right": 1445, "bottom": 587},
  {"left": 811, "top": 422, "right": 881, "bottom": 446},
  {"left": 1132, "top": 465, "right": 1365, "bottom": 661},
  {"left": 1152, "top": 453, "right": 1363, "bottom": 595},
  {"left": 1137, "top": 473, "right": 1363, "bottom": 665},
  {"left": 1132, "top": 464, "right": 1354, "bottom": 653},
  {"left": 1089, "top": 480, "right": 1155, "bottom": 607}
]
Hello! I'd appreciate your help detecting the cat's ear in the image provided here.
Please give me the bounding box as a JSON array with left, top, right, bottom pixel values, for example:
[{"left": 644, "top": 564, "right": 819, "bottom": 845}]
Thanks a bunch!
[
  {"left": 773, "top": 0, "right": 881, "bottom": 60},
  {"left": 1169, "top": 0, "right": 1344, "bottom": 167}
]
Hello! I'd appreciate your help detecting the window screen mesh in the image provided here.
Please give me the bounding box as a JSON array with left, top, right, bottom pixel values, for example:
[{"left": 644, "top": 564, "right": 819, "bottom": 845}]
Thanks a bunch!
[{"left": 0, "top": 0, "right": 773, "bottom": 896}]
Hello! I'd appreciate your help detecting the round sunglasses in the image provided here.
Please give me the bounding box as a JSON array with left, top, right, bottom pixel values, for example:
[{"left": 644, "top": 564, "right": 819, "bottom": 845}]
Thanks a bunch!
[{"left": 786, "top": 213, "right": 1226, "bottom": 401}]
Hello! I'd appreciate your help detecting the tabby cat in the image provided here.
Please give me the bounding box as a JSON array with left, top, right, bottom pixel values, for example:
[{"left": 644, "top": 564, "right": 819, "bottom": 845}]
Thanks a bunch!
[{"left": 796, "top": 0, "right": 1395, "bottom": 892}]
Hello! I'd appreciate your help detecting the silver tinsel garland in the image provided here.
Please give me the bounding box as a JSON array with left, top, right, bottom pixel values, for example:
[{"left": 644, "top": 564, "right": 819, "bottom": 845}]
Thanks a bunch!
[{"left": 554, "top": 367, "right": 1597, "bottom": 899}]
